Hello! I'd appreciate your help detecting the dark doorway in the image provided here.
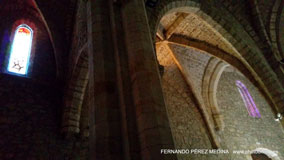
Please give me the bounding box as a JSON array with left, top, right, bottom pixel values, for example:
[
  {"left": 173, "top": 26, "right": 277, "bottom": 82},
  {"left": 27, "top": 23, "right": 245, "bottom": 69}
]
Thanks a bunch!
[{"left": 251, "top": 153, "right": 272, "bottom": 160}]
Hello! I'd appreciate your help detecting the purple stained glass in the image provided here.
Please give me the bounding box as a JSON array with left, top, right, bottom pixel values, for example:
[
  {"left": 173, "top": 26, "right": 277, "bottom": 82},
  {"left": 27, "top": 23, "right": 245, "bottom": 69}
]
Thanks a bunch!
[{"left": 236, "top": 80, "right": 261, "bottom": 118}]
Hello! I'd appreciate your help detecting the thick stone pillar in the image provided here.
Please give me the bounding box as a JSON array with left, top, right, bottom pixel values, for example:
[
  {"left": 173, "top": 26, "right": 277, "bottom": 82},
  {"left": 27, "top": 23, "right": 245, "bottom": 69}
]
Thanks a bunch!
[
  {"left": 87, "top": 0, "right": 124, "bottom": 159},
  {"left": 122, "top": 1, "right": 177, "bottom": 160}
]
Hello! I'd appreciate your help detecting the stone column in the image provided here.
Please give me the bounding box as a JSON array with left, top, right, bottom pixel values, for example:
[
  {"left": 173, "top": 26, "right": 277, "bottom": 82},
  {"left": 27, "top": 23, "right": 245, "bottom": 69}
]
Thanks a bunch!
[
  {"left": 122, "top": 1, "right": 177, "bottom": 160},
  {"left": 87, "top": 0, "right": 124, "bottom": 159}
]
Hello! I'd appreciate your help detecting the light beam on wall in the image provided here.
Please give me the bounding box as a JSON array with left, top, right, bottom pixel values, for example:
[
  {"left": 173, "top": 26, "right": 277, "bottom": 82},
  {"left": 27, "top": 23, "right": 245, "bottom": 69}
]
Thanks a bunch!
[{"left": 236, "top": 80, "right": 261, "bottom": 118}]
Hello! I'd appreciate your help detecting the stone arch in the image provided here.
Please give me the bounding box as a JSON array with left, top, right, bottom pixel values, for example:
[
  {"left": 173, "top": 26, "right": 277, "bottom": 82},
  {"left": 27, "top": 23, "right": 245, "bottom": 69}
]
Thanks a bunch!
[
  {"left": 61, "top": 0, "right": 89, "bottom": 137},
  {"left": 32, "top": 0, "right": 59, "bottom": 74},
  {"left": 147, "top": 0, "right": 284, "bottom": 117},
  {"left": 252, "top": 148, "right": 280, "bottom": 160},
  {"left": 68, "top": 0, "right": 88, "bottom": 75},
  {"left": 156, "top": 42, "right": 228, "bottom": 159},
  {"left": 158, "top": 43, "right": 221, "bottom": 148},
  {"left": 76, "top": 82, "right": 89, "bottom": 159},
  {"left": 248, "top": 0, "right": 284, "bottom": 85},
  {"left": 32, "top": 0, "right": 78, "bottom": 80},
  {"left": 276, "top": 1, "right": 284, "bottom": 59},
  {"left": 267, "top": 0, "right": 282, "bottom": 59},
  {"left": 202, "top": 57, "right": 228, "bottom": 131},
  {"left": 254, "top": 0, "right": 284, "bottom": 89},
  {"left": 161, "top": 35, "right": 280, "bottom": 132},
  {"left": 164, "top": 35, "right": 279, "bottom": 115},
  {"left": 79, "top": 84, "right": 89, "bottom": 139},
  {"left": 61, "top": 48, "right": 89, "bottom": 137}
]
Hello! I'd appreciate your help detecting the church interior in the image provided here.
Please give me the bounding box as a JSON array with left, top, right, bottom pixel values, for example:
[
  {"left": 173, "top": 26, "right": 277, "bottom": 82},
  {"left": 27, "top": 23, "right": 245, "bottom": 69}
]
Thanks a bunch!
[{"left": 0, "top": 0, "right": 284, "bottom": 159}]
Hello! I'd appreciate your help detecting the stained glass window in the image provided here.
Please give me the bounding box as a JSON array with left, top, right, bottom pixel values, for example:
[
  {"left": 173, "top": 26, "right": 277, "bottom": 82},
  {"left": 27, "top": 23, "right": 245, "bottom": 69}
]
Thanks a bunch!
[
  {"left": 236, "top": 80, "right": 261, "bottom": 118},
  {"left": 7, "top": 25, "right": 33, "bottom": 75}
]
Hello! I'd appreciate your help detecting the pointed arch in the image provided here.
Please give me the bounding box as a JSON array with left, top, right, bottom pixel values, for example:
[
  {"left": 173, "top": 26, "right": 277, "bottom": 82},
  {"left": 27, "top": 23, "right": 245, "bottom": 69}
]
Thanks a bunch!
[
  {"left": 252, "top": 148, "right": 280, "bottom": 160},
  {"left": 31, "top": 0, "right": 61, "bottom": 79},
  {"left": 202, "top": 58, "right": 228, "bottom": 131},
  {"left": 61, "top": 48, "right": 89, "bottom": 137},
  {"left": 160, "top": 36, "right": 278, "bottom": 115},
  {"left": 148, "top": 0, "right": 284, "bottom": 118}
]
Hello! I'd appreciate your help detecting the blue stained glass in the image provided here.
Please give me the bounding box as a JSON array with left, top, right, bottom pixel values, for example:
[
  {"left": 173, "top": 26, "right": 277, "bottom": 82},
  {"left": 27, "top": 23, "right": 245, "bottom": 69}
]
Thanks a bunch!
[{"left": 7, "top": 24, "right": 33, "bottom": 75}]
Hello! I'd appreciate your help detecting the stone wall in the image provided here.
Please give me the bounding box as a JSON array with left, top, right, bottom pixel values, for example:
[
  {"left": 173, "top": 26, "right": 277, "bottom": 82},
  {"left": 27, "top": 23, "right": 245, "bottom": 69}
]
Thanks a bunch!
[
  {"left": 61, "top": 0, "right": 89, "bottom": 135},
  {"left": 157, "top": 44, "right": 228, "bottom": 160},
  {"left": 168, "top": 44, "right": 211, "bottom": 99},
  {"left": 157, "top": 42, "right": 284, "bottom": 159},
  {"left": 0, "top": 37, "right": 87, "bottom": 160},
  {"left": 0, "top": 72, "right": 85, "bottom": 159},
  {"left": 217, "top": 67, "right": 284, "bottom": 160},
  {"left": 68, "top": 0, "right": 87, "bottom": 76},
  {"left": 0, "top": 0, "right": 87, "bottom": 159},
  {"left": 148, "top": 0, "right": 284, "bottom": 116}
]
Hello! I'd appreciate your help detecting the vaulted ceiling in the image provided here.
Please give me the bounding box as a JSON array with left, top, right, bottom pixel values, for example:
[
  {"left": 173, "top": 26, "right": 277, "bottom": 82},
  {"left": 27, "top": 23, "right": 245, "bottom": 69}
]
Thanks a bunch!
[
  {"left": 159, "top": 12, "right": 240, "bottom": 58},
  {"left": 34, "top": 0, "right": 77, "bottom": 47}
]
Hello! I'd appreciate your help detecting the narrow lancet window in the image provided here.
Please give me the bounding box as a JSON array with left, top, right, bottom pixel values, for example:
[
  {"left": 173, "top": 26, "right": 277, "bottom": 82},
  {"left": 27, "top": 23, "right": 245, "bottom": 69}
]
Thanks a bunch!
[
  {"left": 7, "top": 24, "right": 33, "bottom": 75},
  {"left": 236, "top": 80, "right": 261, "bottom": 118}
]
